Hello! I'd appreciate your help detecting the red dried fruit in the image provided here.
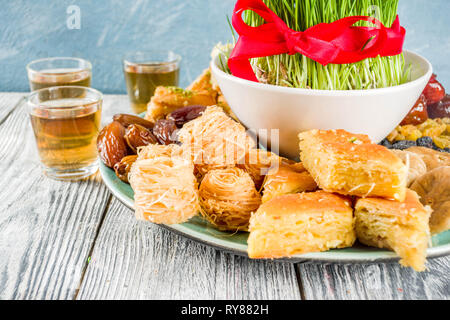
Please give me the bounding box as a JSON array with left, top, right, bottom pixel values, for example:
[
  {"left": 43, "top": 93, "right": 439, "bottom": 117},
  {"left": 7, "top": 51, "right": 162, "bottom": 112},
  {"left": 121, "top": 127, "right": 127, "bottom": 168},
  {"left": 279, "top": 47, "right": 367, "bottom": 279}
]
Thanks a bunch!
[
  {"left": 428, "top": 94, "right": 450, "bottom": 119},
  {"left": 423, "top": 77, "right": 445, "bottom": 105},
  {"left": 400, "top": 94, "right": 428, "bottom": 126},
  {"left": 153, "top": 119, "right": 178, "bottom": 145},
  {"left": 97, "top": 121, "right": 128, "bottom": 168}
]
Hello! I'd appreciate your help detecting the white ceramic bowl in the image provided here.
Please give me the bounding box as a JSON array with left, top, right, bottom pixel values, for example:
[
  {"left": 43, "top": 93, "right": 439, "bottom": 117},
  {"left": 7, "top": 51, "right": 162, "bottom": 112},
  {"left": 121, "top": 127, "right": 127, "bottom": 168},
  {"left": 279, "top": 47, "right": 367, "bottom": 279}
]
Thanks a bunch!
[{"left": 211, "top": 51, "right": 432, "bottom": 159}]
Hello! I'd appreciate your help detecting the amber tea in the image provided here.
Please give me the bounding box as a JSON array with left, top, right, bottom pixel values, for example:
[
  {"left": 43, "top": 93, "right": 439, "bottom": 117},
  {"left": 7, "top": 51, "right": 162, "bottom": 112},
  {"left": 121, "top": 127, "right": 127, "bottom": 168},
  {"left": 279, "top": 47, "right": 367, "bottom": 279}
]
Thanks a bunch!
[
  {"left": 27, "top": 57, "right": 92, "bottom": 91},
  {"left": 27, "top": 86, "right": 102, "bottom": 180},
  {"left": 29, "top": 68, "right": 91, "bottom": 91},
  {"left": 123, "top": 51, "right": 180, "bottom": 114}
]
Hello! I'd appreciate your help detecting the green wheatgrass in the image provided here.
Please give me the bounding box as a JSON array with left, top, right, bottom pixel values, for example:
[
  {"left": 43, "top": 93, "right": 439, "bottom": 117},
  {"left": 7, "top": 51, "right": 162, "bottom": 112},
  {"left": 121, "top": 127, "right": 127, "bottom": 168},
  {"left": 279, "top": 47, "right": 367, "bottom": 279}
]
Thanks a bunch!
[{"left": 243, "top": 0, "right": 410, "bottom": 90}]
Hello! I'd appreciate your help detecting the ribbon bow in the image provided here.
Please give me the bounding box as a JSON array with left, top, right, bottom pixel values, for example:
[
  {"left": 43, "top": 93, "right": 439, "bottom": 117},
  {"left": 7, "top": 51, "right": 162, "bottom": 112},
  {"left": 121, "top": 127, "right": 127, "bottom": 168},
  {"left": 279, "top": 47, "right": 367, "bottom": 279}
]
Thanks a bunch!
[{"left": 228, "top": 0, "right": 406, "bottom": 82}]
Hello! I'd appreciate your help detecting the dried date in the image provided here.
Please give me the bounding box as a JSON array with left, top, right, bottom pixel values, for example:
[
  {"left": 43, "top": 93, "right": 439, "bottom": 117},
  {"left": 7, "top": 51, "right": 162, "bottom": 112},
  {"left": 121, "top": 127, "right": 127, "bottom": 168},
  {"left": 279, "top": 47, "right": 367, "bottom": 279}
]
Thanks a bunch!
[
  {"left": 113, "top": 113, "right": 154, "bottom": 129},
  {"left": 124, "top": 124, "right": 158, "bottom": 152},
  {"left": 153, "top": 119, "right": 178, "bottom": 145},
  {"left": 114, "top": 155, "right": 138, "bottom": 183},
  {"left": 97, "top": 121, "right": 128, "bottom": 168},
  {"left": 167, "top": 105, "right": 206, "bottom": 128}
]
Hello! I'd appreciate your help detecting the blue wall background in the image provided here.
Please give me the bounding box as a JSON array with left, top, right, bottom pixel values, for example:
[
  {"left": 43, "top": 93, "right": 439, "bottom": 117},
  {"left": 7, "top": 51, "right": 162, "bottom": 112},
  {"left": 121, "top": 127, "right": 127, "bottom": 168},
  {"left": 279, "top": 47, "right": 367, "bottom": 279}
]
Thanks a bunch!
[{"left": 0, "top": 0, "right": 449, "bottom": 93}]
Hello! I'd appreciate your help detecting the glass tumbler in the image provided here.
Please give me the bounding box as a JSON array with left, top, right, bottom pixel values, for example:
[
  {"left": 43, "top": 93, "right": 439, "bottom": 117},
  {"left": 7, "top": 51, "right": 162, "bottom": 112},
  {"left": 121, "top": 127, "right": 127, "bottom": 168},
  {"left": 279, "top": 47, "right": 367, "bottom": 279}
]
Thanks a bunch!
[
  {"left": 123, "top": 50, "right": 180, "bottom": 114},
  {"left": 27, "top": 57, "right": 92, "bottom": 91},
  {"left": 26, "top": 86, "right": 102, "bottom": 180}
]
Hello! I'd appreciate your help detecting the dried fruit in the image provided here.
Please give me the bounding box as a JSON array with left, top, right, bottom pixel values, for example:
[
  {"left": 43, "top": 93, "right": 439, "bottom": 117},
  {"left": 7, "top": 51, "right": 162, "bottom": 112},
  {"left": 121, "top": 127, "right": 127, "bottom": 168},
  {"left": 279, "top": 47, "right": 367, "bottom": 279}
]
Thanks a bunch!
[
  {"left": 407, "top": 146, "right": 450, "bottom": 171},
  {"left": 379, "top": 138, "right": 393, "bottom": 149},
  {"left": 114, "top": 155, "right": 138, "bottom": 183},
  {"left": 392, "top": 140, "right": 417, "bottom": 150},
  {"left": 153, "top": 119, "right": 178, "bottom": 145},
  {"left": 416, "top": 136, "right": 434, "bottom": 148},
  {"left": 400, "top": 94, "right": 428, "bottom": 126},
  {"left": 423, "top": 76, "right": 445, "bottom": 105},
  {"left": 418, "top": 119, "right": 447, "bottom": 138},
  {"left": 428, "top": 95, "right": 450, "bottom": 119},
  {"left": 124, "top": 124, "right": 158, "bottom": 152},
  {"left": 433, "top": 136, "right": 450, "bottom": 150},
  {"left": 398, "top": 124, "right": 423, "bottom": 141},
  {"left": 167, "top": 105, "right": 206, "bottom": 128},
  {"left": 411, "top": 166, "right": 450, "bottom": 234},
  {"left": 391, "top": 150, "right": 427, "bottom": 186},
  {"left": 113, "top": 114, "right": 154, "bottom": 129},
  {"left": 97, "top": 121, "right": 128, "bottom": 168}
]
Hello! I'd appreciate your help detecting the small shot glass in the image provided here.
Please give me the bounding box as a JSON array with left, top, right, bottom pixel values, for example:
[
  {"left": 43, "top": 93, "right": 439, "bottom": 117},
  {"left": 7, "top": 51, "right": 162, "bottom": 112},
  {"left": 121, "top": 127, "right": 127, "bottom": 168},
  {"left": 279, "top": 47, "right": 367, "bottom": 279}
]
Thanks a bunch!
[
  {"left": 26, "top": 86, "right": 102, "bottom": 181},
  {"left": 27, "top": 57, "right": 92, "bottom": 91},
  {"left": 123, "top": 50, "right": 181, "bottom": 114}
]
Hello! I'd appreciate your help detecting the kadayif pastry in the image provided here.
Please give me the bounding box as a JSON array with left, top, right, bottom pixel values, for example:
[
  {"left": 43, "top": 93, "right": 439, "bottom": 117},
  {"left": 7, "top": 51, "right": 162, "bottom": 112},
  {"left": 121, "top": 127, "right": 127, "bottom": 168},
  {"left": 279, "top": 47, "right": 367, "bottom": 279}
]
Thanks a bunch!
[
  {"left": 248, "top": 191, "right": 355, "bottom": 259},
  {"left": 178, "top": 106, "right": 256, "bottom": 173},
  {"left": 199, "top": 167, "right": 261, "bottom": 231},
  {"left": 129, "top": 144, "right": 199, "bottom": 224},
  {"left": 355, "top": 189, "right": 431, "bottom": 271},
  {"left": 299, "top": 129, "right": 408, "bottom": 201}
]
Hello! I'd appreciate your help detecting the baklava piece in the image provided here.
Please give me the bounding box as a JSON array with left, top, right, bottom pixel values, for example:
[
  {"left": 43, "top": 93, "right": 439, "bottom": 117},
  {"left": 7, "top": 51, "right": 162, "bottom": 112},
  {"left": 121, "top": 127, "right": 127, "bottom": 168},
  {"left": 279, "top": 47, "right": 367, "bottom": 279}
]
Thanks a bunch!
[
  {"left": 261, "top": 162, "right": 317, "bottom": 203},
  {"left": 298, "top": 129, "right": 408, "bottom": 201},
  {"left": 248, "top": 191, "right": 355, "bottom": 259},
  {"left": 355, "top": 189, "right": 431, "bottom": 271},
  {"left": 145, "top": 86, "right": 216, "bottom": 123}
]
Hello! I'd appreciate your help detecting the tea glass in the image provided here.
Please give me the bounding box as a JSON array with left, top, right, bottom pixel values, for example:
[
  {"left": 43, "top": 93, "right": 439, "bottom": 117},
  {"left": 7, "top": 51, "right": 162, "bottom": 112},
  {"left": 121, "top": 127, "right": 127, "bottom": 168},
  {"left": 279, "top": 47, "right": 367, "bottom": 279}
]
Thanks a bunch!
[
  {"left": 26, "top": 86, "right": 102, "bottom": 180},
  {"left": 123, "top": 50, "right": 180, "bottom": 114},
  {"left": 27, "top": 57, "right": 92, "bottom": 91}
]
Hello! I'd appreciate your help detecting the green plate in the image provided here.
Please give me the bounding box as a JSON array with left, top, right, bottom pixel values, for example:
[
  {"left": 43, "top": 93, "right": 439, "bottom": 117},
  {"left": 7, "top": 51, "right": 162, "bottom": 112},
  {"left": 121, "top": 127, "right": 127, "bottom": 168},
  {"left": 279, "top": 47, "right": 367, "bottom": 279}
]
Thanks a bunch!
[{"left": 100, "top": 161, "right": 450, "bottom": 263}]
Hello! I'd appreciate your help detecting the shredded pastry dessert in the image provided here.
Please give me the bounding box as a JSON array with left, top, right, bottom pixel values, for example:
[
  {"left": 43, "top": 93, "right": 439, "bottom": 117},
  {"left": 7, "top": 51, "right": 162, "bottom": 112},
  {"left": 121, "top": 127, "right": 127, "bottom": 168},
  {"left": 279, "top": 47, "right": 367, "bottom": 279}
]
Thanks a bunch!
[
  {"left": 178, "top": 106, "right": 256, "bottom": 175},
  {"left": 199, "top": 167, "right": 261, "bottom": 231},
  {"left": 129, "top": 144, "right": 199, "bottom": 224},
  {"left": 236, "top": 149, "right": 287, "bottom": 190}
]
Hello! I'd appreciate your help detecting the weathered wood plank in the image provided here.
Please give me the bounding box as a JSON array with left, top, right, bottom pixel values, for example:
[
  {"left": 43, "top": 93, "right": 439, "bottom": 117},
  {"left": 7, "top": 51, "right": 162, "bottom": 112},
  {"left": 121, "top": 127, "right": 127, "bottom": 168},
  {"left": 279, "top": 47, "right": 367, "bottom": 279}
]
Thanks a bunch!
[
  {"left": 77, "top": 198, "right": 301, "bottom": 300},
  {"left": 0, "top": 96, "right": 111, "bottom": 299},
  {"left": 214, "top": 252, "right": 300, "bottom": 300},
  {"left": 297, "top": 257, "right": 450, "bottom": 300},
  {"left": 0, "top": 92, "right": 24, "bottom": 123}
]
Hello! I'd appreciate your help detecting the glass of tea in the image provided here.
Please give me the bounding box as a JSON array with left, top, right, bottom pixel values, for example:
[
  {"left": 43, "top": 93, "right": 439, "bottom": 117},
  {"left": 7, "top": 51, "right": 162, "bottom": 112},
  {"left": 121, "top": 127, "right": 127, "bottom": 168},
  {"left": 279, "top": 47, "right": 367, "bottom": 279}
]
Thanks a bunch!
[
  {"left": 123, "top": 50, "right": 180, "bottom": 114},
  {"left": 27, "top": 57, "right": 92, "bottom": 91},
  {"left": 27, "top": 86, "right": 102, "bottom": 180}
]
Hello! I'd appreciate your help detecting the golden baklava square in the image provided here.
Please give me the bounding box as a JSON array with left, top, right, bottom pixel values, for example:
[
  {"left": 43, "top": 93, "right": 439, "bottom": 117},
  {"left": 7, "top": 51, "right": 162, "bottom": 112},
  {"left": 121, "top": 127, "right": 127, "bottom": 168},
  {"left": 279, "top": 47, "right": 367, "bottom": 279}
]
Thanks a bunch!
[
  {"left": 298, "top": 129, "right": 408, "bottom": 201},
  {"left": 248, "top": 191, "right": 355, "bottom": 259},
  {"left": 355, "top": 189, "right": 431, "bottom": 271},
  {"left": 261, "top": 162, "right": 317, "bottom": 203}
]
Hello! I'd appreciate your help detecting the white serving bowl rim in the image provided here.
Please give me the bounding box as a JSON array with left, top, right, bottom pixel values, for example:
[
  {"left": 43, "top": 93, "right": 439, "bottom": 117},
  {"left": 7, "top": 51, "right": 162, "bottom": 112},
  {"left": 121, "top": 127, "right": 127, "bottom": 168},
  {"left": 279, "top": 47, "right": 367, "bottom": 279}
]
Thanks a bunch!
[{"left": 211, "top": 50, "right": 433, "bottom": 97}]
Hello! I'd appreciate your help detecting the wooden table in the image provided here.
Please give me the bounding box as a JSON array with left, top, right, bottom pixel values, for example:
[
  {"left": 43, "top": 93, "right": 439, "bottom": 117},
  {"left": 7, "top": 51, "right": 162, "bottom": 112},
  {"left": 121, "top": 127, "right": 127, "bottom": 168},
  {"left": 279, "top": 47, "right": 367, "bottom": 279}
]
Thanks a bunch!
[{"left": 1, "top": 92, "right": 449, "bottom": 300}]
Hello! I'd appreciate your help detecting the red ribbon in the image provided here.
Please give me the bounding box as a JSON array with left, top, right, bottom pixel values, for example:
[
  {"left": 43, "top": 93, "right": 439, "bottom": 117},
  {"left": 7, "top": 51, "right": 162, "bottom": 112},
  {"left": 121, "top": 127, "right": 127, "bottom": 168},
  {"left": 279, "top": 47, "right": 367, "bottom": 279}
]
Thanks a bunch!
[{"left": 228, "top": 0, "right": 406, "bottom": 82}]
